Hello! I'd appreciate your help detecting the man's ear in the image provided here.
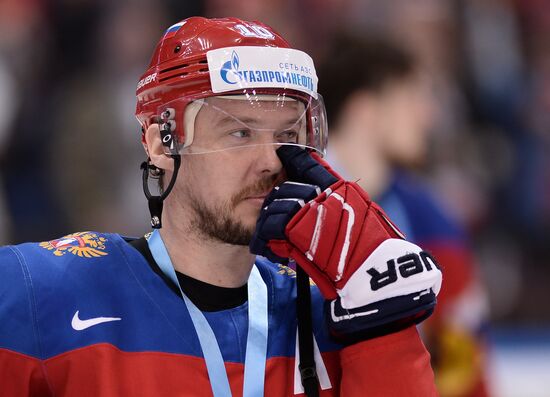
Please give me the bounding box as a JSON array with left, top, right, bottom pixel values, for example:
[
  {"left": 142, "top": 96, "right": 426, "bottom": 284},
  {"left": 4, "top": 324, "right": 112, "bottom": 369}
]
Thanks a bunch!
[{"left": 143, "top": 124, "right": 174, "bottom": 171}]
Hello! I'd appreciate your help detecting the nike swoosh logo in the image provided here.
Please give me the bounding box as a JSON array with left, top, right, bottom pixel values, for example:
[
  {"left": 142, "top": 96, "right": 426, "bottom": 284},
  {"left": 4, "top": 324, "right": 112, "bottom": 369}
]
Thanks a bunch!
[{"left": 71, "top": 310, "right": 121, "bottom": 331}]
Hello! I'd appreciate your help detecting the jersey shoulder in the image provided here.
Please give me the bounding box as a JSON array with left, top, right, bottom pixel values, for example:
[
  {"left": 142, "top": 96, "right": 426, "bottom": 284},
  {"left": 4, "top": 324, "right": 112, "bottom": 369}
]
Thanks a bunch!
[
  {"left": 254, "top": 256, "right": 326, "bottom": 304},
  {"left": 0, "top": 231, "right": 128, "bottom": 358},
  {"left": 3, "top": 231, "right": 121, "bottom": 285},
  {"left": 382, "top": 172, "right": 466, "bottom": 244}
]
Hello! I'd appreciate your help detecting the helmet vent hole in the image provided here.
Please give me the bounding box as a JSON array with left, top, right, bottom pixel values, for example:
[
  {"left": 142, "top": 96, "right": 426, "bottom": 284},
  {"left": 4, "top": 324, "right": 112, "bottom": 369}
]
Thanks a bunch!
[
  {"left": 159, "top": 63, "right": 189, "bottom": 74},
  {"left": 159, "top": 72, "right": 188, "bottom": 83}
]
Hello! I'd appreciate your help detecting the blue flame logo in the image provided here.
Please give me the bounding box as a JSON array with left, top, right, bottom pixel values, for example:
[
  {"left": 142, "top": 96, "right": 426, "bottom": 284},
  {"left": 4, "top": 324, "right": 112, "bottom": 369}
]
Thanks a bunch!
[{"left": 220, "top": 51, "right": 242, "bottom": 84}]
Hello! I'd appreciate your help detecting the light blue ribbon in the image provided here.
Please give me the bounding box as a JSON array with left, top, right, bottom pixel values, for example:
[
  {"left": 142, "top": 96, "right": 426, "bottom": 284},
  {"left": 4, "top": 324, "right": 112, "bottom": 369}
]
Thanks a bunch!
[{"left": 148, "top": 230, "right": 268, "bottom": 397}]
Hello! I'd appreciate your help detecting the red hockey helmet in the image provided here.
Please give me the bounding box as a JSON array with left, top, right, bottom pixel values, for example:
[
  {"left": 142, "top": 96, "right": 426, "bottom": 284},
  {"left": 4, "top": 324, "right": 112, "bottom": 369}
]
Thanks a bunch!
[{"left": 135, "top": 17, "right": 327, "bottom": 156}]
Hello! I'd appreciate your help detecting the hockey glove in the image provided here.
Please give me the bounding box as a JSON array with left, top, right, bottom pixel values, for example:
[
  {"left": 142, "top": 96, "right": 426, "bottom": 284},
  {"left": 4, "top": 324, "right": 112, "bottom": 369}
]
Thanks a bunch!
[{"left": 250, "top": 146, "right": 442, "bottom": 341}]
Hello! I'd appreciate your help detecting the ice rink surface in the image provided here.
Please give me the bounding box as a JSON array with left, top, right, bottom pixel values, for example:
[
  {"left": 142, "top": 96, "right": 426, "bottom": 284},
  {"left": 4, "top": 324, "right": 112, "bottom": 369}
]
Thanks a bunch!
[{"left": 488, "top": 328, "right": 550, "bottom": 397}]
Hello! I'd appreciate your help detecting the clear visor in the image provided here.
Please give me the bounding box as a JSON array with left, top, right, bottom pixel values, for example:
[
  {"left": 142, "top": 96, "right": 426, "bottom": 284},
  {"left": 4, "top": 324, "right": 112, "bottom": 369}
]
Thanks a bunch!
[{"left": 156, "top": 92, "right": 328, "bottom": 156}]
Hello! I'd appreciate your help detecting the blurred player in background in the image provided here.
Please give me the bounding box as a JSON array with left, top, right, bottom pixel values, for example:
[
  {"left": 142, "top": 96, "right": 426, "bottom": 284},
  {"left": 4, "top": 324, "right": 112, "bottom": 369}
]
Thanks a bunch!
[
  {"left": 0, "top": 17, "right": 442, "bottom": 396},
  {"left": 319, "top": 32, "right": 490, "bottom": 397}
]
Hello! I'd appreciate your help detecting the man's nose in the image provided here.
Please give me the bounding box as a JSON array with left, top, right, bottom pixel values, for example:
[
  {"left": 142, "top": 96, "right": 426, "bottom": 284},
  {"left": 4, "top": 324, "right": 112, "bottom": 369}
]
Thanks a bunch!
[{"left": 255, "top": 143, "right": 283, "bottom": 175}]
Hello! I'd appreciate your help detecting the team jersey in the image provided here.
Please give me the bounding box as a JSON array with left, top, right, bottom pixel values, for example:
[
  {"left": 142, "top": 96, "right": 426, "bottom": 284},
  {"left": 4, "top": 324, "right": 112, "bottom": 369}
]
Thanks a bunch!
[
  {"left": 0, "top": 231, "right": 437, "bottom": 396},
  {"left": 378, "top": 171, "right": 490, "bottom": 397}
]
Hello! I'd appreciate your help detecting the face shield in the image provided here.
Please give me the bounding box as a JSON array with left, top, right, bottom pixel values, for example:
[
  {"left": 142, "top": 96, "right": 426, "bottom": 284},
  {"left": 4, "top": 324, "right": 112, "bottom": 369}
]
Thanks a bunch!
[
  {"left": 151, "top": 45, "right": 327, "bottom": 157},
  {"left": 156, "top": 91, "right": 328, "bottom": 156}
]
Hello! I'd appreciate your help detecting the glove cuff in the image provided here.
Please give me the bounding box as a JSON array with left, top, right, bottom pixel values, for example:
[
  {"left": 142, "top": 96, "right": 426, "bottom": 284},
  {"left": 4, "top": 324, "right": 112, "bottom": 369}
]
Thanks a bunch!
[{"left": 326, "top": 290, "right": 437, "bottom": 344}]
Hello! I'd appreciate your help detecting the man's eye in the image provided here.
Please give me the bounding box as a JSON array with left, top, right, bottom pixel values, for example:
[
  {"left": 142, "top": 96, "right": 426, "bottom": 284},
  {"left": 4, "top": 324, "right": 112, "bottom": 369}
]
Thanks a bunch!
[
  {"left": 275, "top": 130, "right": 298, "bottom": 143},
  {"left": 230, "top": 130, "right": 252, "bottom": 138}
]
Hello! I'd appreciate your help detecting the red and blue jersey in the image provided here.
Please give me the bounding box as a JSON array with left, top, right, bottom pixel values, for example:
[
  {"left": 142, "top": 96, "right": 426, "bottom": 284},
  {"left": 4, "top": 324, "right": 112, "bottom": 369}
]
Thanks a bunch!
[
  {"left": 378, "top": 172, "right": 490, "bottom": 397},
  {"left": 0, "top": 231, "right": 437, "bottom": 396},
  {"left": 378, "top": 172, "right": 482, "bottom": 320}
]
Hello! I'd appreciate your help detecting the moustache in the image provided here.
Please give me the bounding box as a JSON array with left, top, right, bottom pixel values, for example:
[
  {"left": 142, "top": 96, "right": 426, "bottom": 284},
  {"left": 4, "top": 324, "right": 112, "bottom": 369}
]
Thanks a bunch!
[{"left": 231, "top": 173, "right": 286, "bottom": 207}]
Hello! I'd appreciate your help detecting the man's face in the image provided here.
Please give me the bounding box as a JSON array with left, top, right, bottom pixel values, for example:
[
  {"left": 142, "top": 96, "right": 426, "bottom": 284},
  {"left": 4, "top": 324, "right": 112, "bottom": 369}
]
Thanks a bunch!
[
  {"left": 173, "top": 96, "right": 306, "bottom": 245},
  {"left": 374, "top": 74, "right": 436, "bottom": 167}
]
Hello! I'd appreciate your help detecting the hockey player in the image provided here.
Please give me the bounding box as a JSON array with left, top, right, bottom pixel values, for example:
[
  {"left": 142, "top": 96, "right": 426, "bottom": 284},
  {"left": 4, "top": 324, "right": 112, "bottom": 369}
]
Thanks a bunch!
[
  {"left": 318, "top": 33, "right": 490, "bottom": 397},
  {"left": 0, "top": 17, "right": 442, "bottom": 396}
]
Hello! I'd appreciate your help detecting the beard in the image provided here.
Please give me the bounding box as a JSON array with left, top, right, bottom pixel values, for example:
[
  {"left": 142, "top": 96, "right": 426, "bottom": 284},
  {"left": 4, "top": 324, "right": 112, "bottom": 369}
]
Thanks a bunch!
[{"left": 188, "top": 173, "right": 284, "bottom": 246}]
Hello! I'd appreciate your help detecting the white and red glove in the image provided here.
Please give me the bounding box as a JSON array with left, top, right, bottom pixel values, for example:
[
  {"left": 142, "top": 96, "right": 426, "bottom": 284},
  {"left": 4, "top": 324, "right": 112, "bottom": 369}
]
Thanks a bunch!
[{"left": 250, "top": 146, "right": 442, "bottom": 341}]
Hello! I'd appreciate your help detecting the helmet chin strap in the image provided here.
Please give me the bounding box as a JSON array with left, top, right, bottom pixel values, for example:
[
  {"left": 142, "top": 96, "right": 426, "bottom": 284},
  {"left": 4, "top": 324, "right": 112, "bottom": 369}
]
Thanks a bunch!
[{"left": 140, "top": 155, "right": 181, "bottom": 229}]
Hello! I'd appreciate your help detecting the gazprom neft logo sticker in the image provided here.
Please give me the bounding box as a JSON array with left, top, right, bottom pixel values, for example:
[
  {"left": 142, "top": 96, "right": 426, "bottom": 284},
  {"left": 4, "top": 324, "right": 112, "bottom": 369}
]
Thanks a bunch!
[
  {"left": 207, "top": 46, "right": 318, "bottom": 98},
  {"left": 220, "top": 51, "right": 241, "bottom": 84}
]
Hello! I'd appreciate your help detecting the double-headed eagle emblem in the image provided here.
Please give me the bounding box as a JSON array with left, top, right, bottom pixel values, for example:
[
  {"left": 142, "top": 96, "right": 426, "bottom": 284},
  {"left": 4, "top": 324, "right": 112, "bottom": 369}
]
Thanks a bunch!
[
  {"left": 40, "top": 232, "right": 108, "bottom": 258},
  {"left": 277, "top": 264, "right": 315, "bottom": 285}
]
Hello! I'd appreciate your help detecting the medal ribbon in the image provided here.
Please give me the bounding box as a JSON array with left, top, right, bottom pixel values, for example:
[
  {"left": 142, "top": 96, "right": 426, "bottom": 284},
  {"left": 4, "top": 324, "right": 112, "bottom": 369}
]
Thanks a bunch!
[{"left": 148, "top": 230, "right": 268, "bottom": 397}]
